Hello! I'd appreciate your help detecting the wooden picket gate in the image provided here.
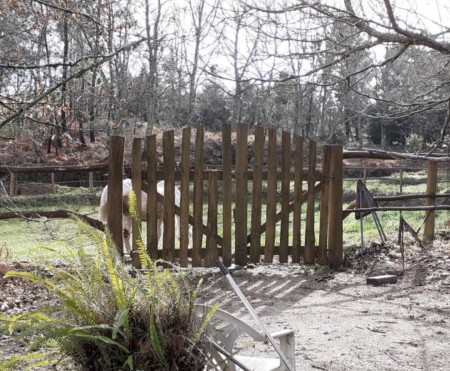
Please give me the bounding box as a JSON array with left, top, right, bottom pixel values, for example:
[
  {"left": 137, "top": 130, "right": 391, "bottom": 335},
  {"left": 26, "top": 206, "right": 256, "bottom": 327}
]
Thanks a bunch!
[{"left": 106, "top": 124, "right": 343, "bottom": 268}]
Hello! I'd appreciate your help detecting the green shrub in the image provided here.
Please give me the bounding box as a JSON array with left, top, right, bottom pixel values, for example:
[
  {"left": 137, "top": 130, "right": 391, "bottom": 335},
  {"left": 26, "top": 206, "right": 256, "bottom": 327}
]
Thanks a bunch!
[
  {"left": 0, "top": 212, "right": 217, "bottom": 370},
  {"left": 406, "top": 133, "right": 423, "bottom": 154}
]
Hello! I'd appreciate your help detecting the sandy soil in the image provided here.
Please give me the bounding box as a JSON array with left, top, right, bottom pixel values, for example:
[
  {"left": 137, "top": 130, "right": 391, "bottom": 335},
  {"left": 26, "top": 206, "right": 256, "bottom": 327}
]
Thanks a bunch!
[{"left": 195, "top": 244, "right": 450, "bottom": 371}]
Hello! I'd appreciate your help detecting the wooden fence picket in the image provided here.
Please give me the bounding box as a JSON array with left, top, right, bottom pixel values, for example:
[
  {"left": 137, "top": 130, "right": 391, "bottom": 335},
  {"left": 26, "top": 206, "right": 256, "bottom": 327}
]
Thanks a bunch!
[
  {"left": 235, "top": 123, "right": 249, "bottom": 266},
  {"left": 292, "top": 135, "right": 304, "bottom": 263},
  {"left": 179, "top": 127, "right": 191, "bottom": 267},
  {"left": 162, "top": 130, "right": 176, "bottom": 262},
  {"left": 305, "top": 140, "right": 317, "bottom": 264},
  {"left": 264, "top": 128, "right": 278, "bottom": 264},
  {"left": 146, "top": 134, "right": 158, "bottom": 259},
  {"left": 192, "top": 126, "right": 204, "bottom": 266},
  {"left": 222, "top": 124, "right": 233, "bottom": 266},
  {"left": 279, "top": 131, "right": 291, "bottom": 263},
  {"left": 250, "top": 125, "right": 264, "bottom": 263}
]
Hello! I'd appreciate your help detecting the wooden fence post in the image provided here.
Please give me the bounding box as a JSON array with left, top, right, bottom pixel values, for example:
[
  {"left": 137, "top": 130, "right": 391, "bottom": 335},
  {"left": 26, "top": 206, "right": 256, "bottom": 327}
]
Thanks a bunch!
[
  {"left": 88, "top": 172, "right": 94, "bottom": 193},
  {"left": 131, "top": 137, "right": 142, "bottom": 268},
  {"left": 327, "top": 145, "right": 343, "bottom": 268},
  {"left": 235, "top": 123, "right": 248, "bottom": 266},
  {"left": 51, "top": 173, "right": 56, "bottom": 193},
  {"left": 424, "top": 160, "right": 437, "bottom": 241},
  {"left": 108, "top": 136, "right": 125, "bottom": 256},
  {"left": 10, "top": 172, "right": 16, "bottom": 196}
]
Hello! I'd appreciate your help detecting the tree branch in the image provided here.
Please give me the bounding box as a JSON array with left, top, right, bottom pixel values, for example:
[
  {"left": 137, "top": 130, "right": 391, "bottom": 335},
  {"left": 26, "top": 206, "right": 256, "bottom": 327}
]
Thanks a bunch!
[{"left": 0, "top": 38, "right": 146, "bottom": 130}]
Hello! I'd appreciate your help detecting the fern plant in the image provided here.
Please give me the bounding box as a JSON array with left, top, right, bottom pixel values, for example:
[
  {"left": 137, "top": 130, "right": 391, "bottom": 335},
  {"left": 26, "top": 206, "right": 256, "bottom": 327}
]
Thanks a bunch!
[{"left": 0, "top": 197, "right": 218, "bottom": 371}]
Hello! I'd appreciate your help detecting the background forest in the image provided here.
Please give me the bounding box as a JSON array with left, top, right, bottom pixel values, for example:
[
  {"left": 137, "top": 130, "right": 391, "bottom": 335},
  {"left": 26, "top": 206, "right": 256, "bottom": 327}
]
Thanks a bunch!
[{"left": 1, "top": 0, "right": 450, "bottom": 157}]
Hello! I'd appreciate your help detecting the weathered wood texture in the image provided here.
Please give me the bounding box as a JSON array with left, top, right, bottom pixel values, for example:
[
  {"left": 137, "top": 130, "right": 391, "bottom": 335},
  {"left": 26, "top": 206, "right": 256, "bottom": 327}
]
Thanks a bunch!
[{"left": 106, "top": 125, "right": 343, "bottom": 267}]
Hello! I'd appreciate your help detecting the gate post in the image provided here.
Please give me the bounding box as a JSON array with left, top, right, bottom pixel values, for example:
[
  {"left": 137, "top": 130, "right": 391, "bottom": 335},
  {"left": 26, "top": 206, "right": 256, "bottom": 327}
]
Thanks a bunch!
[
  {"left": 327, "top": 145, "right": 343, "bottom": 268},
  {"left": 424, "top": 160, "right": 437, "bottom": 241},
  {"left": 108, "top": 136, "right": 125, "bottom": 256}
]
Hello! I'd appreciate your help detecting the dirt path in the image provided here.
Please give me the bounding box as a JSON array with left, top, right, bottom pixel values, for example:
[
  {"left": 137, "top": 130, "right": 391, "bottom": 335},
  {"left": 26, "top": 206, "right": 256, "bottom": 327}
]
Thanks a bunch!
[{"left": 197, "top": 254, "right": 450, "bottom": 371}]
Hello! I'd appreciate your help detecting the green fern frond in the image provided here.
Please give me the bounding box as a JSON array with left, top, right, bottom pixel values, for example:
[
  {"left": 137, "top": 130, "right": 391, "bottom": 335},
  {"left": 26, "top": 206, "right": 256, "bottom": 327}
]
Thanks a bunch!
[
  {"left": 112, "top": 308, "right": 130, "bottom": 341},
  {"left": 1, "top": 215, "right": 218, "bottom": 370},
  {"left": 149, "top": 314, "right": 167, "bottom": 367},
  {"left": 128, "top": 190, "right": 140, "bottom": 221},
  {"left": 101, "top": 237, "right": 126, "bottom": 310},
  {"left": 0, "top": 351, "right": 52, "bottom": 371}
]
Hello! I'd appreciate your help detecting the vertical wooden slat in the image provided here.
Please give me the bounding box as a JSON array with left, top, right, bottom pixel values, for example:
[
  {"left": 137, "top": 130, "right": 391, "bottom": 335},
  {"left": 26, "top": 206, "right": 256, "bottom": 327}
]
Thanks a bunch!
[
  {"left": 205, "top": 172, "right": 219, "bottom": 266},
  {"left": 146, "top": 135, "right": 158, "bottom": 259},
  {"left": 292, "top": 135, "right": 303, "bottom": 263},
  {"left": 305, "top": 140, "right": 317, "bottom": 264},
  {"left": 179, "top": 127, "right": 191, "bottom": 267},
  {"left": 235, "top": 123, "right": 248, "bottom": 266},
  {"left": 250, "top": 125, "right": 265, "bottom": 263},
  {"left": 51, "top": 173, "right": 56, "bottom": 193},
  {"left": 131, "top": 137, "right": 142, "bottom": 269},
  {"left": 162, "top": 130, "right": 176, "bottom": 262},
  {"left": 192, "top": 125, "right": 204, "bottom": 266},
  {"left": 424, "top": 160, "right": 437, "bottom": 241},
  {"left": 328, "top": 145, "right": 343, "bottom": 268},
  {"left": 88, "top": 171, "right": 94, "bottom": 193},
  {"left": 222, "top": 124, "right": 232, "bottom": 266},
  {"left": 264, "top": 128, "right": 277, "bottom": 264},
  {"left": 279, "top": 131, "right": 291, "bottom": 263},
  {"left": 10, "top": 172, "right": 16, "bottom": 196},
  {"left": 318, "top": 145, "right": 331, "bottom": 265},
  {"left": 108, "top": 135, "right": 125, "bottom": 256}
]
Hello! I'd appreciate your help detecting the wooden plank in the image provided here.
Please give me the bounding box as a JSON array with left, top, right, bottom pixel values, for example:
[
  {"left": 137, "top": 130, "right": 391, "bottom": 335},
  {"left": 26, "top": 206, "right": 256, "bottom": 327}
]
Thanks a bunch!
[
  {"left": 146, "top": 135, "right": 158, "bottom": 259},
  {"left": 318, "top": 145, "right": 331, "bottom": 265},
  {"left": 192, "top": 125, "right": 204, "bottom": 266},
  {"left": 292, "top": 135, "right": 303, "bottom": 263},
  {"left": 424, "top": 160, "right": 438, "bottom": 241},
  {"left": 305, "top": 140, "right": 317, "bottom": 264},
  {"left": 107, "top": 136, "right": 125, "bottom": 256},
  {"left": 179, "top": 127, "right": 191, "bottom": 267},
  {"left": 162, "top": 130, "right": 176, "bottom": 262},
  {"left": 264, "top": 128, "right": 278, "bottom": 264},
  {"left": 279, "top": 131, "right": 291, "bottom": 263},
  {"left": 0, "top": 163, "right": 110, "bottom": 174},
  {"left": 328, "top": 145, "right": 343, "bottom": 268},
  {"left": 205, "top": 172, "right": 219, "bottom": 266},
  {"left": 131, "top": 137, "right": 142, "bottom": 269},
  {"left": 222, "top": 124, "right": 232, "bottom": 266},
  {"left": 235, "top": 123, "right": 248, "bottom": 266},
  {"left": 250, "top": 125, "right": 265, "bottom": 263}
]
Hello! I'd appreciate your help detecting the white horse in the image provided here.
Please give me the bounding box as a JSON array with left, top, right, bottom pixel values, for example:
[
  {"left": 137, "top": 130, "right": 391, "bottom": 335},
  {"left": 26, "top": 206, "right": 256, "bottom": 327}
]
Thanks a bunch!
[{"left": 99, "top": 179, "right": 184, "bottom": 253}]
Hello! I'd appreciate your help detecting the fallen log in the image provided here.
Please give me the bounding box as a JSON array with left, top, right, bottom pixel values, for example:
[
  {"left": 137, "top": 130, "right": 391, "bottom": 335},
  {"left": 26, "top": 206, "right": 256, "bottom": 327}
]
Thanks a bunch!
[{"left": 0, "top": 209, "right": 105, "bottom": 231}]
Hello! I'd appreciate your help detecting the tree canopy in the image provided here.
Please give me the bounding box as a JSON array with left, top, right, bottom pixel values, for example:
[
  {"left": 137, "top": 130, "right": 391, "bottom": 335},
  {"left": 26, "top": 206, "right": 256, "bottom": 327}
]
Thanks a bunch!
[{"left": 0, "top": 0, "right": 449, "bottom": 151}]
